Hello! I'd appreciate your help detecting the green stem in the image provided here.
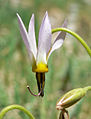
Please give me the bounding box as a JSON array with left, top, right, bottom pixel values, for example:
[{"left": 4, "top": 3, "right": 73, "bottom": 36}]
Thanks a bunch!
[
  {"left": 52, "top": 28, "right": 91, "bottom": 57},
  {"left": 0, "top": 105, "right": 35, "bottom": 119},
  {"left": 84, "top": 86, "right": 91, "bottom": 92}
]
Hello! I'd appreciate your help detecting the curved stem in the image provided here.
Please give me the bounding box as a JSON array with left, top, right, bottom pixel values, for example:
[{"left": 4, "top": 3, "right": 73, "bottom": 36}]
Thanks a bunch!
[
  {"left": 52, "top": 28, "right": 91, "bottom": 57},
  {"left": 59, "top": 109, "right": 69, "bottom": 119},
  {"left": 0, "top": 105, "right": 35, "bottom": 119},
  {"left": 27, "top": 85, "right": 41, "bottom": 96}
]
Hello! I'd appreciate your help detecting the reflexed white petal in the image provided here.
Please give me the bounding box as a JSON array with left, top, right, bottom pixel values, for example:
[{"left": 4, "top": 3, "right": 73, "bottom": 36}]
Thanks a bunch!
[
  {"left": 55, "top": 19, "right": 67, "bottom": 43},
  {"left": 47, "top": 39, "right": 63, "bottom": 59},
  {"left": 28, "top": 14, "right": 37, "bottom": 60},
  {"left": 37, "top": 11, "right": 52, "bottom": 64},
  {"left": 16, "top": 13, "right": 34, "bottom": 62},
  {"left": 47, "top": 19, "right": 67, "bottom": 60}
]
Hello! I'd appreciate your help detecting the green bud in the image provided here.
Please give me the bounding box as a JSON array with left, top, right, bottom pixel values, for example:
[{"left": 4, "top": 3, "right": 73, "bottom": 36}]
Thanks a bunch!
[{"left": 56, "top": 88, "right": 87, "bottom": 110}]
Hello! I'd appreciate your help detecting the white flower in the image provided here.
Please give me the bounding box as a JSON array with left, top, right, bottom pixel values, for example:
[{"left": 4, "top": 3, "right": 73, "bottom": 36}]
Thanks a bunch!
[
  {"left": 17, "top": 12, "right": 67, "bottom": 97},
  {"left": 16, "top": 12, "right": 67, "bottom": 73}
]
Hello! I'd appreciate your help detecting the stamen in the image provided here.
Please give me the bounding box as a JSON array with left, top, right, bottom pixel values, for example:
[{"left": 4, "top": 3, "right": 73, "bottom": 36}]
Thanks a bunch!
[{"left": 27, "top": 85, "right": 41, "bottom": 96}]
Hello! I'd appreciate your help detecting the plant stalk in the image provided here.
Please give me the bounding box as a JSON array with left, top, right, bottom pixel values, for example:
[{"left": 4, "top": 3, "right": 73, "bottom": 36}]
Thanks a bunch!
[
  {"left": 0, "top": 105, "right": 35, "bottom": 119},
  {"left": 52, "top": 28, "right": 91, "bottom": 57}
]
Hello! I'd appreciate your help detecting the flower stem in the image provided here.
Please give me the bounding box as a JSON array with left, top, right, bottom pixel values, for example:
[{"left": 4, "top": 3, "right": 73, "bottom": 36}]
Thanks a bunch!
[
  {"left": 0, "top": 105, "right": 35, "bottom": 119},
  {"left": 59, "top": 109, "right": 69, "bottom": 119},
  {"left": 52, "top": 28, "right": 91, "bottom": 57}
]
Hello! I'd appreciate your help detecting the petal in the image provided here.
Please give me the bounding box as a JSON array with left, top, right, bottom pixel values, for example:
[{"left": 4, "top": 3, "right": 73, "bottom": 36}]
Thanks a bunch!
[
  {"left": 16, "top": 13, "right": 34, "bottom": 62},
  {"left": 28, "top": 14, "right": 37, "bottom": 60},
  {"left": 37, "top": 12, "right": 52, "bottom": 65},
  {"left": 47, "top": 19, "right": 67, "bottom": 60},
  {"left": 47, "top": 39, "right": 64, "bottom": 59},
  {"left": 55, "top": 19, "right": 67, "bottom": 42}
]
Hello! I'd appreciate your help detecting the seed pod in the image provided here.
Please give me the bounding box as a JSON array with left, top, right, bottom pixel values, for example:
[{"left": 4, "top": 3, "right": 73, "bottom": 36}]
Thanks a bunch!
[{"left": 56, "top": 88, "right": 87, "bottom": 110}]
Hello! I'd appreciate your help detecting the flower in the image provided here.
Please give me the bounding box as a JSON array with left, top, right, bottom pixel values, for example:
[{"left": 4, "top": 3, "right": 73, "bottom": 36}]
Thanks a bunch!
[{"left": 16, "top": 12, "right": 67, "bottom": 97}]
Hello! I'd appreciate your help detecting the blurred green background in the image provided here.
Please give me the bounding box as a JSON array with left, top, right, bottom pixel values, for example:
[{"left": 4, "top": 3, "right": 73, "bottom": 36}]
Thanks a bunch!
[{"left": 0, "top": 0, "right": 91, "bottom": 119}]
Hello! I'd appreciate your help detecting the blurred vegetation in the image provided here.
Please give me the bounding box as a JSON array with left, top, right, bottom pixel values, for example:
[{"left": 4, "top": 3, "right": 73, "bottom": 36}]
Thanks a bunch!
[{"left": 0, "top": 0, "right": 91, "bottom": 119}]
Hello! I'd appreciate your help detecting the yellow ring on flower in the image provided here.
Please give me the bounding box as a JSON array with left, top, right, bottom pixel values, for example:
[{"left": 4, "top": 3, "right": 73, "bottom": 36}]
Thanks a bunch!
[{"left": 32, "top": 62, "right": 48, "bottom": 72}]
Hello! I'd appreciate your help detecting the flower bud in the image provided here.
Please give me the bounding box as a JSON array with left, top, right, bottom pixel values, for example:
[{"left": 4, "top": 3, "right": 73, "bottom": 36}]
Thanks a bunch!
[{"left": 56, "top": 88, "right": 87, "bottom": 110}]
